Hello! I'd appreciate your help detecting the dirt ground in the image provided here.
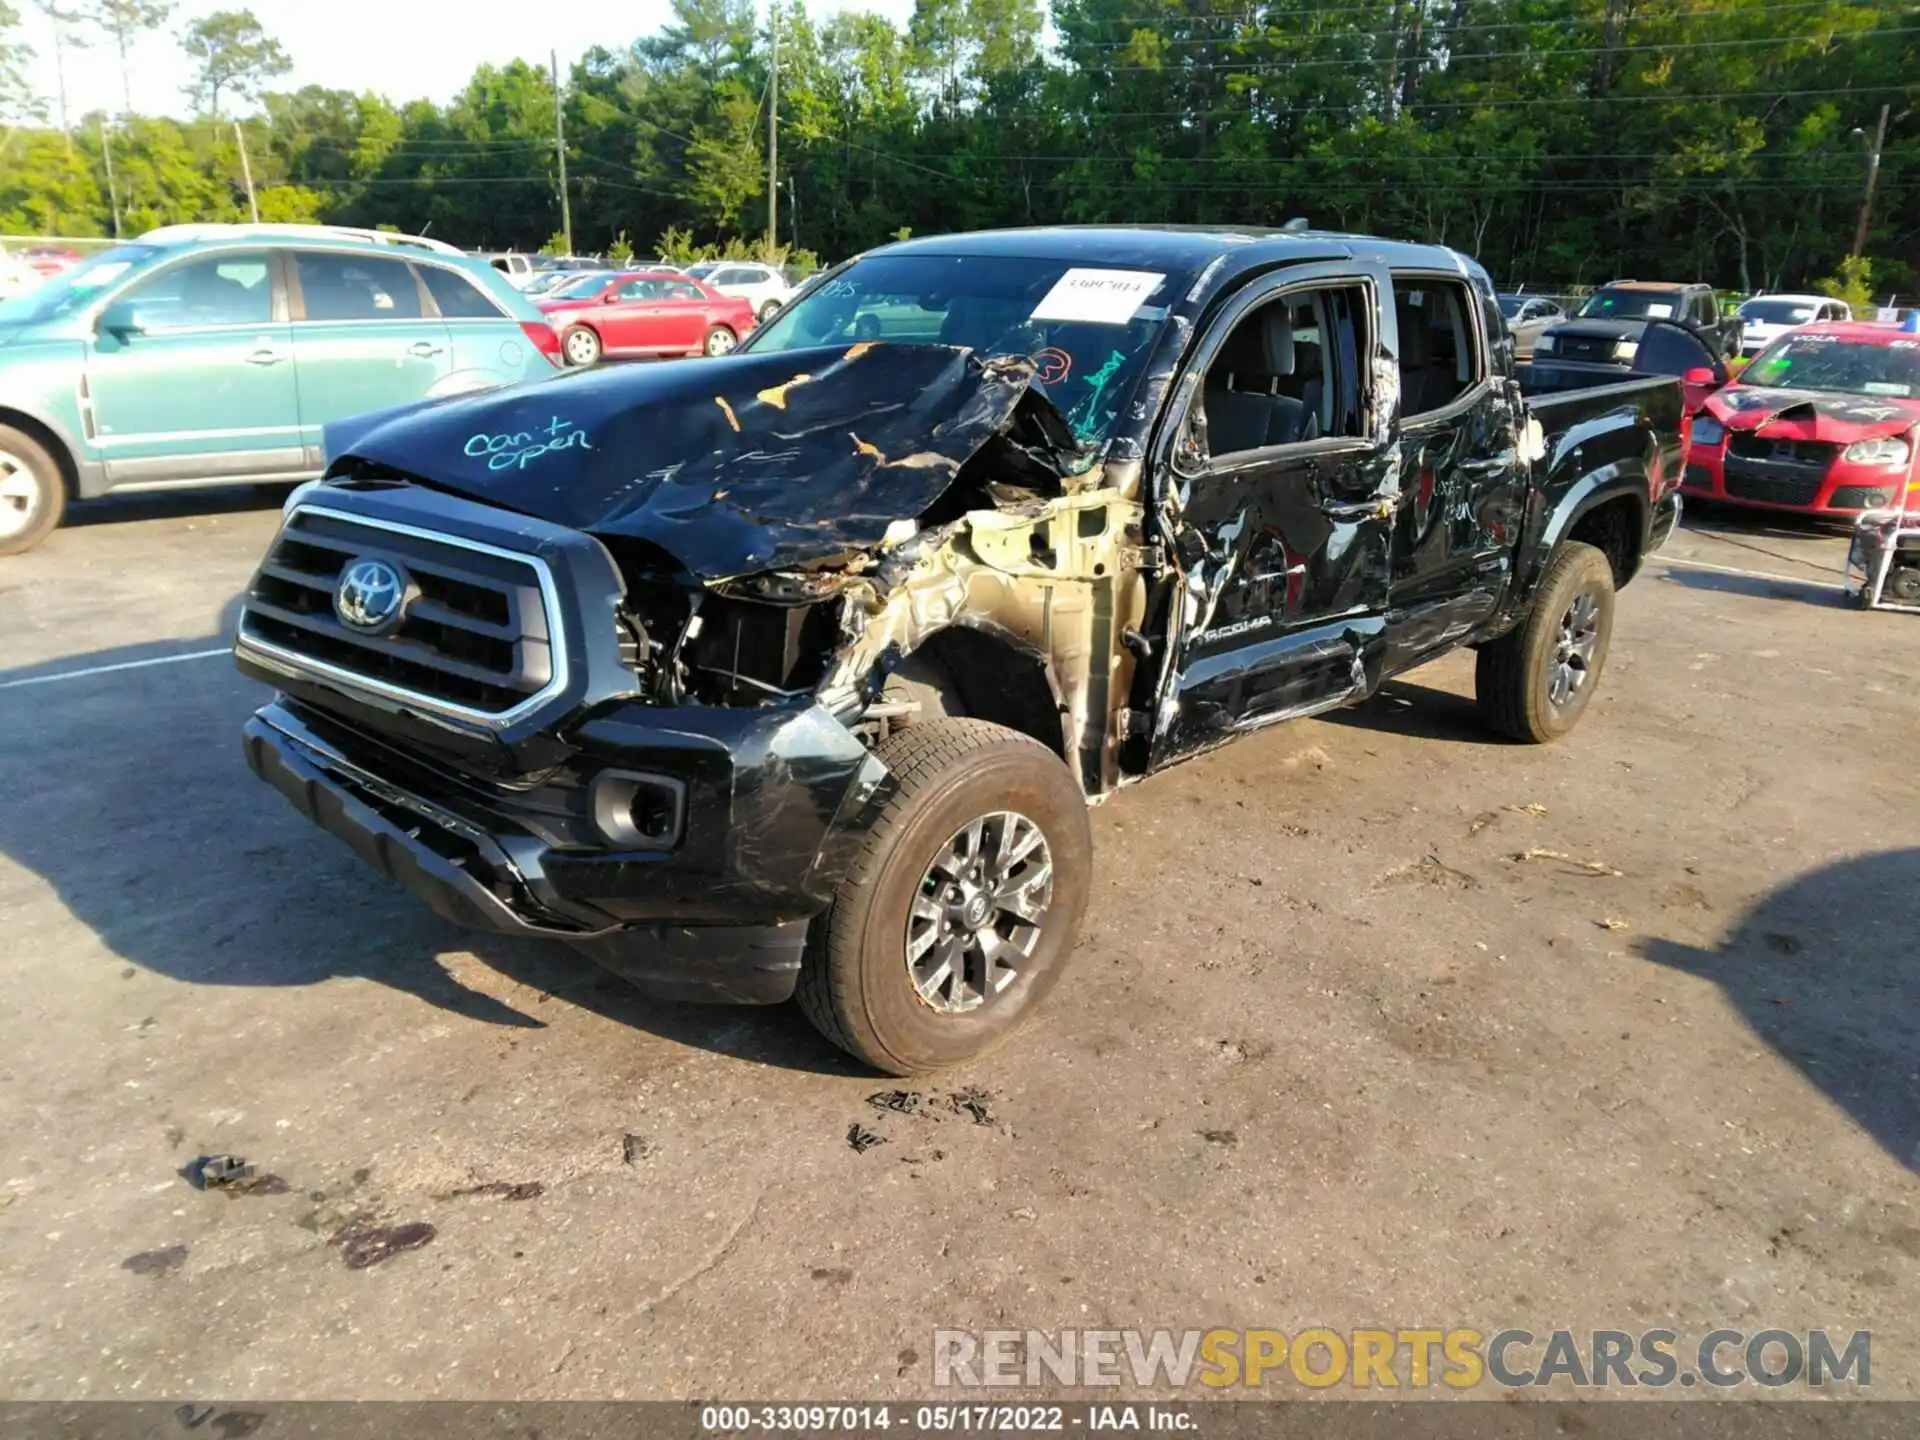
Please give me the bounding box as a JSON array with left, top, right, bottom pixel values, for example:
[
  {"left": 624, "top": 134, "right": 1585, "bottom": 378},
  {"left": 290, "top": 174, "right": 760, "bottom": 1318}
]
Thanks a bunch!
[{"left": 0, "top": 490, "right": 1913, "bottom": 1400}]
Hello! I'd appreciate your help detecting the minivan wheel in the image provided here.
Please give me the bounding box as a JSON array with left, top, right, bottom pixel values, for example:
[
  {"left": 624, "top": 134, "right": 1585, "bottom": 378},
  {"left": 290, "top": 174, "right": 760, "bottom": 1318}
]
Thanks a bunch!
[
  {"left": 1475, "top": 540, "right": 1616, "bottom": 742},
  {"left": 0, "top": 426, "right": 66, "bottom": 557},
  {"left": 795, "top": 718, "right": 1092, "bottom": 1075},
  {"left": 561, "top": 326, "right": 602, "bottom": 367},
  {"left": 704, "top": 325, "right": 738, "bottom": 356}
]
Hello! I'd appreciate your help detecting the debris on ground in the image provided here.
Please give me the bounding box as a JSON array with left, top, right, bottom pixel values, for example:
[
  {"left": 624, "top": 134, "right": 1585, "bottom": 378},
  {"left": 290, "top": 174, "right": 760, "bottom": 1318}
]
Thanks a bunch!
[
  {"left": 1382, "top": 855, "right": 1479, "bottom": 890},
  {"left": 328, "top": 1221, "right": 437, "bottom": 1270},
  {"left": 1509, "top": 803, "right": 1549, "bottom": 819},
  {"left": 810, "top": 1266, "right": 854, "bottom": 1285},
  {"left": 183, "top": 1155, "right": 290, "bottom": 1198},
  {"left": 621, "top": 1133, "right": 650, "bottom": 1165},
  {"left": 1596, "top": 917, "right": 1631, "bottom": 931},
  {"left": 440, "top": 1181, "right": 543, "bottom": 1202},
  {"left": 121, "top": 1244, "right": 187, "bottom": 1277},
  {"left": 846, "top": 1123, "right": 887, "bottom": 1153},
  {"left": 947, "top": 1086, "right": 997, "bottom": 1126},
  {"left": 1763, "top": 931, "right": 1804, "bottom": 955},
  {"left": 1510, "top": 848, "right": 1624, "bottom": 877},
  {"left": 867, "top": 1090, "right": 924, "bottom": 1116},
  {"left": 1198, "top": 1129, "right": 1239, "bottom": 1146}
]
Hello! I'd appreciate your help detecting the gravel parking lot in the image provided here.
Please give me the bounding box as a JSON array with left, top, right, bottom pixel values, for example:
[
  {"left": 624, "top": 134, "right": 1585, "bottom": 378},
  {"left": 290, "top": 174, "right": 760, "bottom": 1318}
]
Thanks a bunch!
[{"left": 0, "top": 494, "right": 1914, "bottom": 1399}]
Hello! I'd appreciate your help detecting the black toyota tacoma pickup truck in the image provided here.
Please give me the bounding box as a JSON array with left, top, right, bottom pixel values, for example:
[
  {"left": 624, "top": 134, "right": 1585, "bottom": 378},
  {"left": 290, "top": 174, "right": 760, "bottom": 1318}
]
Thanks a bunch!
[{"left": 234, "top": 226, "right": 1700, "bottom": 1074}]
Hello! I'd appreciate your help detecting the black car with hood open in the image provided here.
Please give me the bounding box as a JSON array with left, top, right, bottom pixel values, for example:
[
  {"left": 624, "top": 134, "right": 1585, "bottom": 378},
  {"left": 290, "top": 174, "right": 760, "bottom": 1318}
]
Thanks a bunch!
[{"left": 233, "top": 224, "right": 1697, "bottom": 1075}]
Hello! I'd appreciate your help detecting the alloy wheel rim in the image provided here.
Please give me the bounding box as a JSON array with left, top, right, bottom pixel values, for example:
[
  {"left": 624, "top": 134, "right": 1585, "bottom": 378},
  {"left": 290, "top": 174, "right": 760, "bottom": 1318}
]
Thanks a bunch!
[
  {"left": 906, "top": 811, "right": 1054, "bottom": 1014},
  {"left": 566, "top": 332, "right": 597, "bottom": 364},
  {"left": 708, "top": 330, "right": 735, "bottom": 355},
  {"left": 1547, "top": 588, "right": 1602, "bottom": 707},
  {"left": 0, "top": 451, "right": 39, "bottom": 540}
]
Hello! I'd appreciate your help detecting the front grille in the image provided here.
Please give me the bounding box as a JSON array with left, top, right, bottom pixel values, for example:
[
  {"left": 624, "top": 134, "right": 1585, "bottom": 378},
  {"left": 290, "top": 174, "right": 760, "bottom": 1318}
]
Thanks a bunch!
[
  {"left": 1726, "top": 433, "right": 1839, "bottom": 467},
  {"left": 1722, "top": 464, "right": 1824, "bottom": 507},
  {"left": 239, "top": 506, "right": 560, "bottom": 719},
  {"left": 1554, "top": 335, "right": 1619, "bottom": 365}
]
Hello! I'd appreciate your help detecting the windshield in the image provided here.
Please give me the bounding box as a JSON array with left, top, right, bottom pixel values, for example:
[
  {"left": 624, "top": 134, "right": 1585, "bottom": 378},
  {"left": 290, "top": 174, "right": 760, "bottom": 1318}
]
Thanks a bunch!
[
  {"left": 1577, "top": 288, "right": 1686, "bottom": 321},
  {"left": 1497, "top": 295, "right": 1524, "bottom": 319},
  {"left": 686, "top": 263, "right": 720, "bottom": 280},
  {"left": 1741, "top": 334, "right": 1920, "bottom": 398},
  {"left": 0, "top": 244, "right": 160, "bottom": 325},
  {"left": 549, "top": 272, "right": 609, "bottom": 299},
  {"left": 743, "top": 253, "right": 1188, "bottom": 454},
  {"left": 1740, "top": 299, "right": 1820, "bottom": 325}
]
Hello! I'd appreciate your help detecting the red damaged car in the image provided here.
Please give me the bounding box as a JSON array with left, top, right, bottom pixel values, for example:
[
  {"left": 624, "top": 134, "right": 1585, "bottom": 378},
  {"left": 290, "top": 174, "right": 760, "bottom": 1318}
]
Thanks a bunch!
[
  {"left": 538, "top": 269, "right": 757, "bottom": 367},
  {"left": 1682, "top": 322, "right": 1920, "bottom": 517}
]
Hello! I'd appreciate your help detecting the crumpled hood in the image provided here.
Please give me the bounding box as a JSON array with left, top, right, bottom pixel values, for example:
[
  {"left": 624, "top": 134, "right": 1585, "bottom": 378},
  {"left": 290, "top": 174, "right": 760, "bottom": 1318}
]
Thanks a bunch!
[
  {"left": 324, "top": 342, "right": 1079, "bottom": 581},
  {"left": 1706, "top": 384, "right": 1920, "bottom": 443}
]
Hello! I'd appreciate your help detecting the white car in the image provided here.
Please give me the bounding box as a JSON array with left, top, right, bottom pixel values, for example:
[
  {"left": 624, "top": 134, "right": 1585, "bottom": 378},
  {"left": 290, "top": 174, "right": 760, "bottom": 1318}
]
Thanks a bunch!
[
  {"left": 687, "top": 261, "right": 792, "bottom": 322},
  {"left": 0, "top": 251, "right": 42, "bottom": 300},
  {"left": 1736, "top": 293, "right": 1852, "bottom": 357}
]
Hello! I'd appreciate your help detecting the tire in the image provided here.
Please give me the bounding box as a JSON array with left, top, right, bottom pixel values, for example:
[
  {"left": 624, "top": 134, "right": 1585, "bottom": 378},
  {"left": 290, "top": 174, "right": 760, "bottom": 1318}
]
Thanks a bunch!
[
  {"left": 1475, "top": 540, "right": 1616, "bottom": 743},
  {"left": 757, "top": 299, "right": 782, "bottom": 323},
  {"left": 560, "top": 325, "right": 602, "bottom": 367},
  {"left": 795, "top": 718, "right": 1092, "bottom": 1075},
  {"left": 0, "top": 425, "right": 66, "bottom": 557},
  {"left": 703, "top": 325, "right": 738, "bottom": 357}
]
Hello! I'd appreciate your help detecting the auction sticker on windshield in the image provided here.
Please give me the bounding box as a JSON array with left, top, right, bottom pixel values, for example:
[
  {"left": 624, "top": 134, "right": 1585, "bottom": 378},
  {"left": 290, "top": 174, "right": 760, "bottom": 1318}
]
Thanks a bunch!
[{"left": 1030, "top": 268, "right": 1166, "bottom": 324}]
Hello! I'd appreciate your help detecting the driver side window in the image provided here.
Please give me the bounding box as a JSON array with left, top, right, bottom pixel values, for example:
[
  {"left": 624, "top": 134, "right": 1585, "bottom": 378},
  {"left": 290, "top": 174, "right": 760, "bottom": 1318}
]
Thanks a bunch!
[
  {"left": 122, "top": 251, "right": 273, "bottom": 330},
  {"left": 1201, "top": 285, "right": 1367, "bottom": 459}
]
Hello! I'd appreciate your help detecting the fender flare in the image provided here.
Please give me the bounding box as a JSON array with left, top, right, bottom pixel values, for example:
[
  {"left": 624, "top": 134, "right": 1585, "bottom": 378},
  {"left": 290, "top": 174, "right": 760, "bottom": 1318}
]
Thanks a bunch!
[{"left": 0, "top": 400, "right": 96, "bottom": 498}]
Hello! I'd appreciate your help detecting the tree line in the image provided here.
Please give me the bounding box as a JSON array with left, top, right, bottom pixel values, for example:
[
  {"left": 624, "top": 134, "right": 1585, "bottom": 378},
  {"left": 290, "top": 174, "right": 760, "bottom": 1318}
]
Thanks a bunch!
[{"left": 2, "top": 0, "right": 1917, "bottom": 294}]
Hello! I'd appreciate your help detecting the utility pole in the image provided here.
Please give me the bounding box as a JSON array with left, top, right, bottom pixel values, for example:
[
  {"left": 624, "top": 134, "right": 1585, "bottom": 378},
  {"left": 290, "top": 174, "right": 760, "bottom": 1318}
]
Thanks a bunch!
[
  {"left": 1852, "top": 102, "right": 1891, "bottom": 260},
  {"left": 766, "top": 2, "right": 779, "bottom": 252},
  {"left": 98, "top": 116, "right": 122, "bottom": 238},
  {"left": 234, "top": 120, "right": 259, "bottom": 223},
  {"left": 787, "top": 176, "right": 798, "bottom": 249},
  {"left": 552, "top": 49, "right": 573, "bottom": 256}
]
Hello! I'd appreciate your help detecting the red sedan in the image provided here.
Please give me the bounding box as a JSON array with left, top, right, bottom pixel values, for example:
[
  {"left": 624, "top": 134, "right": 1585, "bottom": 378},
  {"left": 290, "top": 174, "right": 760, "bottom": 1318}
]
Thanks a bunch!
[
  {"left": 1682, "top": 322, "right": 1920, "bottom": 517},
  {"left": 537, "top": 270, "right": 757, "bottom": 366}
]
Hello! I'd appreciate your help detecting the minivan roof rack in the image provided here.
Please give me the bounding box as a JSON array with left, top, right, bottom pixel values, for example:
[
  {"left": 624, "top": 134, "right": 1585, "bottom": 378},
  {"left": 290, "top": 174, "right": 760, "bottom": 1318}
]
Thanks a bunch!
[{"left": 137, "top": 223, "right": 465, "bottom": 255}]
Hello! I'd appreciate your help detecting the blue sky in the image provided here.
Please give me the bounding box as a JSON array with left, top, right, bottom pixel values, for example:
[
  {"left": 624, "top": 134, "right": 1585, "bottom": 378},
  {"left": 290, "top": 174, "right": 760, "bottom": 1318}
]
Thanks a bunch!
[{"left": 17, "top": 0, "right": 914, "bottom": 121}]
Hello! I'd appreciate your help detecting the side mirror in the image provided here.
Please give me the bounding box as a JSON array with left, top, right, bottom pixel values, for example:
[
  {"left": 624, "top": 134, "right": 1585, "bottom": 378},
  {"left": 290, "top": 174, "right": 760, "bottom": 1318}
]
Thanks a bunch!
[
  {"left": 97, "top": 300, "right": 146, "bottom": 339},
  {"left": 603, "top": 292, "right": 622, "bottom": 304}
]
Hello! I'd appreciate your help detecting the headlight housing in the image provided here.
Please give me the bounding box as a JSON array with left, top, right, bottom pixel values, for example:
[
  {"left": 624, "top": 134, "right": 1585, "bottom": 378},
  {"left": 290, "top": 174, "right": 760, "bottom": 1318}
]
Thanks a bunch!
[
  {"left": 1843, "top": 436, "right": 1912, "bottom": 468},
  {"left": 1690, "top": 417, "right": 1725, "bottom": 447},
  {"left": 1612, "top": 338, "right": 1639, "bottom": 363},
  {"left": 1533, "top": 333, "right": 1556, "bottom": 354}
]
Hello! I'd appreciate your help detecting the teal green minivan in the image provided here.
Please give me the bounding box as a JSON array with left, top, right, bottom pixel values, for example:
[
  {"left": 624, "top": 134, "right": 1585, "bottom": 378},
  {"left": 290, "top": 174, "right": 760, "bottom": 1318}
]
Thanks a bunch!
[{"left": 0, "top": 225, "right": 563, "bottom": 555}]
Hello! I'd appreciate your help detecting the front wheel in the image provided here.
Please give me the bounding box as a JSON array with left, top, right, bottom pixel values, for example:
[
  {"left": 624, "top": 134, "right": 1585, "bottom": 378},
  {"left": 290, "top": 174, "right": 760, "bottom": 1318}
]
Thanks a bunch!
[
  {"left": 795, "top": 718, "right": 1092, "bottom": 1075},
  {"left": 0, "top": 425, "right": 66, "bottom": 557},
  {"left": 561, "top": 325, "right": 602, "bottom": 367},
  {"left": 703, "top": 325, "right": 738, "bottom": 356},
  {"left": 1475, "top": 540, "right": 1616, "bottom": 742}
]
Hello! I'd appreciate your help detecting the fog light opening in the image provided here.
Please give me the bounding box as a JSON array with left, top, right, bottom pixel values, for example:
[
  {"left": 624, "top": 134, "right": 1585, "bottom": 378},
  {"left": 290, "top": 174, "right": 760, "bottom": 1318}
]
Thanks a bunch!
[{"left": 591, "top": 771, "right": 687, "bottom": 850}]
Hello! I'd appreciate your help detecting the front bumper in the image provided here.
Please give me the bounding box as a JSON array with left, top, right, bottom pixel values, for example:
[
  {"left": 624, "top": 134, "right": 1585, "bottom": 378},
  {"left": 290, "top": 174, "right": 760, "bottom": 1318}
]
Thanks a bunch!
[
  {"left": 1680, "top": 445, "right": 1914, "bottom": 516},
  {"left": 244, "top": 697, "right": 890, "bottom": 1004}
]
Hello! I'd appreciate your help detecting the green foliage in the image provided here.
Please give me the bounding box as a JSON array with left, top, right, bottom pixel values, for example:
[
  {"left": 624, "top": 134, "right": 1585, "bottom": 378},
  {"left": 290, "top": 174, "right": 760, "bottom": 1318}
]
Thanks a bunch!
[
  {"left": 0, "top": 0, "right": 1913, "bottom": 299},
  {"left": 539, "top": 230, "right": 568, "bottom": 256},
  {"left": 606, "top": 228, "right": 634, "bottom": 264},
  {"left": 180, "top": 8, "right": 290, "bottom": 118},
  {"left": 1817, "top": 256, "right": 1876, "bottom": 314}
]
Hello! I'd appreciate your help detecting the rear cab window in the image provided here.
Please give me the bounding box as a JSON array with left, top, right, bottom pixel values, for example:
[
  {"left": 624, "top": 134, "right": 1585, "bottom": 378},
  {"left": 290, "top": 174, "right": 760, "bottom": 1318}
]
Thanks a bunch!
[{"left": 1393, "top": 277, "right": 1485, "bottom": 420}]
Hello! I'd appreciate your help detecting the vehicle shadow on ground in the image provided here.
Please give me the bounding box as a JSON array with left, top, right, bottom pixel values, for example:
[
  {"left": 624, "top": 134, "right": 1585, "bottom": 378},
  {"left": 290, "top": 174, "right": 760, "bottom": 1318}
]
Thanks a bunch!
[
  {"left": 63, "top": 484, "right": 292, "bottom": 532},
  {"left": 1639, "top": 848, "right": 1920, "bottom": 1173},
  {"left": 1656, "top": 565, "right": 1849, "bottom": 607},
  {"left": 0, "top": 624, "right": 864, "bottom": 1078},
  {"left": 1320, "top": 678, "right": 1506, "bottom": 746}
]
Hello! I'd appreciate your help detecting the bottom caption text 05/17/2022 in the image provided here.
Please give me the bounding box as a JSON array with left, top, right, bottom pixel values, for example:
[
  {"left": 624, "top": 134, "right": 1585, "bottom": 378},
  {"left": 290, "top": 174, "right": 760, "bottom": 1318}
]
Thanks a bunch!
[{"left": 699, "top": 1405, "right": 1196, "bottom": 1434}]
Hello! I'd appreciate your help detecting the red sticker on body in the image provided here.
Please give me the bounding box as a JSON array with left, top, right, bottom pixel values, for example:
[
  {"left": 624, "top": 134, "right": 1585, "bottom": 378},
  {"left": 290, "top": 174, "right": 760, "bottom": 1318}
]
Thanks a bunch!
[{"left": 1032, "top": 348, "right": 1072, "bottom": 385}]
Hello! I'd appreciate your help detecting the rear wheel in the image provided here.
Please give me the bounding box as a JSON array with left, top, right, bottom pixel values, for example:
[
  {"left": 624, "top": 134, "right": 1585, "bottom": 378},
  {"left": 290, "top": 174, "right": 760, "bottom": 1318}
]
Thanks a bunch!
[
  {"left": 704, "top": 325, "right": 738, "bottom": 357},
  {"left": 757, "top": 299, "right": 782, "bottom": 323},
  {"left": 1475, "top": 541, "right": 1616, "bottom": 742},
  {"left": 0, "top": 426, "right": 66, "bottom": 557},
  {"left": 561, "top": 326, "right": 602, "bottom": 367},
  {"left": 795, "top": 718, "right": 1091, "bottom": 1075}
]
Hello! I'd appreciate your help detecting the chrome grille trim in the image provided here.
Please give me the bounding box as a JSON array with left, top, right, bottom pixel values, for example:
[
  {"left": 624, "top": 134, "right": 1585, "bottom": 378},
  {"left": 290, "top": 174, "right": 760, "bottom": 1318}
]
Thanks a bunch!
[{"left": 235, "top": 503, "right": 570, "bottom": 729}]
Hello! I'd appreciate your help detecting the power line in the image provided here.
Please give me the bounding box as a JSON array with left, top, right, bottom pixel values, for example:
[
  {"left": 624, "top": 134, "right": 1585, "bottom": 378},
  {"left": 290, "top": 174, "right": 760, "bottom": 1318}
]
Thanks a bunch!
[{"left": 1055, "top": 0, "right": 1903, "bottom": 33}]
